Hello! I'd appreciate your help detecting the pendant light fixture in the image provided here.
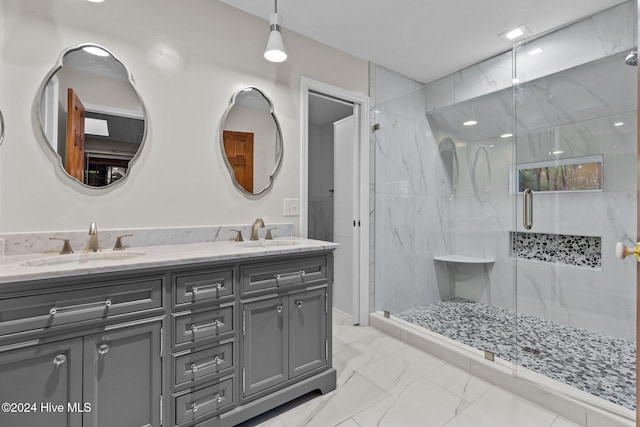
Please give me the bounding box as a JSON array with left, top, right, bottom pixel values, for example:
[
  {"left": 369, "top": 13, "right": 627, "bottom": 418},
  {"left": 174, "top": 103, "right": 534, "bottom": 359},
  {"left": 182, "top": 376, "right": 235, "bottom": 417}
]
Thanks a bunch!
[{"left": 264, "top": 0, "right": 287, "bottom": 62}]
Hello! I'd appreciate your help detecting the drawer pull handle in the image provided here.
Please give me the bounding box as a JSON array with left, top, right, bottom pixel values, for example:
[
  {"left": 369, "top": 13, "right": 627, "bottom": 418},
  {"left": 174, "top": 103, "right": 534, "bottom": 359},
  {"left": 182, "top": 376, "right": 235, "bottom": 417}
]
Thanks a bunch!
[
  {"left": 191, "top": 402, "right": 198, "bottom": 413},
  {"left": 276, "top": 304, "right": 283, "bottom": 314},
  {"left": 49, "top": 299, "right": 112, "bottom": 316},
  {"left": 215, "top": 319, "right": 223, "bottom": 327},
  {"left": 274, "top": 270, "right": 306, "bottom": 280},
  {"left": 296, "top": 301, "right": 303, "bottom": 309},
  {"left": 98, "top": 344, "right": 109, "bottom": 355},
  {"left": 191, "top": 324, "right": 198, "bottom": 333},
  {"left": 53, "top": 354, "right": 66, "bottom": 367},
  {"left": 190, "top": 355, "right": 223, "bottom": 374},
  {"left": 215, "top": 393, "right": 222, "bottom": 403},
  {"left": 192, "top": 282, "right": 223, "bottom": 294}
]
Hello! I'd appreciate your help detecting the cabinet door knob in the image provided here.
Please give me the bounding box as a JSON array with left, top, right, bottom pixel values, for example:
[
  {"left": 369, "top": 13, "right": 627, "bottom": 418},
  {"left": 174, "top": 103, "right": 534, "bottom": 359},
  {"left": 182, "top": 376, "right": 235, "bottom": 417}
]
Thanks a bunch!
[
  {"left": 53, "top": 354, "right": 66, "bottom": 367},
  {"left": 191, "top": 324, "right": 198, "bottom": 333},
  {"left": 191, "top": 403, "right": 198, "bottom": 413},
  {"left": 98, "top": 344, "right": 109, "bottom": 355},
  {"left": 276, "top": 305, "right": 283, "bottom": 314},
  {"left": 190, "top": 363, "right": 198, "bottom": 373},
  {"left": 296, "top": 301, "right": 303, "bottom": 309}
]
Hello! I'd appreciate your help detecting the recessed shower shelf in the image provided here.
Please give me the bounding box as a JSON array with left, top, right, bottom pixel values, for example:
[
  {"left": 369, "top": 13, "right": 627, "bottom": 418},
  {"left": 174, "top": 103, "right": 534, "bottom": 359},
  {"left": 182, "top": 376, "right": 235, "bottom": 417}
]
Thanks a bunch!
[{"left": 433, "top": 255, "right": 495, "bottom": 264}]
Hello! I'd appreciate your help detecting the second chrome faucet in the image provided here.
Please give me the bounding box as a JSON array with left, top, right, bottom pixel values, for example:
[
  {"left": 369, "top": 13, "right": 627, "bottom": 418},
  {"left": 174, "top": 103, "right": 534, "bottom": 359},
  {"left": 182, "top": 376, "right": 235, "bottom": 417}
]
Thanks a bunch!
[{"left": 87, "top": 222, "right": 100, "bottom": 252}]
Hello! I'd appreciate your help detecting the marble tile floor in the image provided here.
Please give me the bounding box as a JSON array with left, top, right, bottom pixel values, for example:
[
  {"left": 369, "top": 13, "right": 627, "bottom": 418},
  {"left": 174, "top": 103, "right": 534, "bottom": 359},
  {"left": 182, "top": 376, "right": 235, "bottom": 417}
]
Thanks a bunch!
[
  {"left": 396, "top": 298, "right": 636, "bottom": 411},
  {"left": 237, "top": 310, "right": 583, "bottom": 427}
]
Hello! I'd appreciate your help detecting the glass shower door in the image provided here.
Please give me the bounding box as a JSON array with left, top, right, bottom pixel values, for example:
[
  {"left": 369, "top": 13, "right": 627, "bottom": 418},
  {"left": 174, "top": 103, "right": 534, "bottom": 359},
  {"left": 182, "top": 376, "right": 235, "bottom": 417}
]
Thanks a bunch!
[{"left": 512, "top": 8, "right": 637, "bottom": 415}]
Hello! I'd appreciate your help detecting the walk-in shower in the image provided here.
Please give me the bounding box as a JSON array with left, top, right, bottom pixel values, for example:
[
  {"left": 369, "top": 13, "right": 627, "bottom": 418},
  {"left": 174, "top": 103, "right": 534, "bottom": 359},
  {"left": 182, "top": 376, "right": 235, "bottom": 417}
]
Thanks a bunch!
[{"left": 373, "top": 0, "right": 637, "bottom": 422}]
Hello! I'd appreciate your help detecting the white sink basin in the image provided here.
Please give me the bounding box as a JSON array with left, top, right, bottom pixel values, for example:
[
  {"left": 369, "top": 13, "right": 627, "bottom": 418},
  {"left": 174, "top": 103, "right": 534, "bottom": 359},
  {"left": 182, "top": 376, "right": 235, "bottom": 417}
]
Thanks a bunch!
[
  {"left": 21, "top": 251, "right": 146, "bottom": 267},
  {"left": 237, "top": 239, "right": 300, "bottom": 248}
]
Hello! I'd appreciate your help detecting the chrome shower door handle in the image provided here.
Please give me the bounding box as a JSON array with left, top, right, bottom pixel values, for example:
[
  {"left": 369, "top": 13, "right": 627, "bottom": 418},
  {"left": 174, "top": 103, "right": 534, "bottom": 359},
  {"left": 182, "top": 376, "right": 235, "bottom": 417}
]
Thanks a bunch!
[{"left": 523, "top": 188, "right": 533, "bottom": 230}]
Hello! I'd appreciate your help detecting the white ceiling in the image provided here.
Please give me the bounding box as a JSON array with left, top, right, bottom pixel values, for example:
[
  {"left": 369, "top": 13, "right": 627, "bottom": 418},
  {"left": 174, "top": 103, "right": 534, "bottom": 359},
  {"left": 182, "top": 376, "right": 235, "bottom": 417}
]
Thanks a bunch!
[{"left": 219, "top": 0, "right": 627, "bottom": 84}]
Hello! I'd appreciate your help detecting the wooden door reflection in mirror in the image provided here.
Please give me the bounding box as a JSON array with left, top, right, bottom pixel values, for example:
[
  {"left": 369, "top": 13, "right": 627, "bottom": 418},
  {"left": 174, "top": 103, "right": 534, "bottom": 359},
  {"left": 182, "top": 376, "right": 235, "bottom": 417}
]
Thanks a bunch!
[{"left": 223, "top": 131, "right": 254, "bottom": 193}]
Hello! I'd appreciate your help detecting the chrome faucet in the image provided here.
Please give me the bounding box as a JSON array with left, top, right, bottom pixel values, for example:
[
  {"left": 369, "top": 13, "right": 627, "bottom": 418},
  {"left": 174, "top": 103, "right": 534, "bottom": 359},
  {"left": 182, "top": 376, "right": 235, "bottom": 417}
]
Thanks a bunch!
[
  {"left": 87, "top": 222, "right": 100, "bottom": 252},
  {"left": 250, "top": 218, "right": 265, "bottom": 240}
]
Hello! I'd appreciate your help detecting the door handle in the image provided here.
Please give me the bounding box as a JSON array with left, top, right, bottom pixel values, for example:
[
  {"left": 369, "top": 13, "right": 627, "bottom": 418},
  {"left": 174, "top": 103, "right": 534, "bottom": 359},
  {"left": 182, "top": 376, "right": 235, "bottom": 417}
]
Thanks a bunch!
[
  {"left": 615, "top": 242, "right": 640, "bottom": 262},
  {"left": 523, "top": 188, "right": 533, "bottom": 230}
]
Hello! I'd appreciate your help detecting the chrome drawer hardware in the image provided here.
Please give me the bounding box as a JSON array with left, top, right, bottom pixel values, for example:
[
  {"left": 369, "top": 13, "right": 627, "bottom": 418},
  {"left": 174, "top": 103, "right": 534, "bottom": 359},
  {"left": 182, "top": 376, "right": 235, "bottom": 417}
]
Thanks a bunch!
[
  {"left": 53, "top": 354, "right": 66, "bottom": 367},
  {"left": 274, "top": 270, "right": 306, "bottom": 280},
  {"left": 190, "top": 319, "right": 224, "bottom": 333},
  {"left": 215, "top": 393, "right": 222, "bottom": 403},
  {"left": 192, "top": 283, "right": 223, "bottom": 294},
  {"left": 276, "top": 304, "right": 283, "bottom": 314},
  {"left": 98, "top": 344, "right": 110, "bottom": 355},
  {"left": 296, "top": 300, "right": 302, "bottom": 309},
  {"left": 191, "top": 402, "right": 198, "bottom": 413},
  {"left": 190, "top": 355, "right": 223, "bottom": 373},
  {"left": 49, "top": 298, "right": 111, "bottom": 316}
]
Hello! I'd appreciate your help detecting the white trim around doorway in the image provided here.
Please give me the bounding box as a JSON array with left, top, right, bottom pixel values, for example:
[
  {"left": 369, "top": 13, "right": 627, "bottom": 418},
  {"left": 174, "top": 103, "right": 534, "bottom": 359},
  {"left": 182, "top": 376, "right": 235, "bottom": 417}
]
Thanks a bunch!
[{"left": 300, "top": 76, "right": 370, "bottom": 326}]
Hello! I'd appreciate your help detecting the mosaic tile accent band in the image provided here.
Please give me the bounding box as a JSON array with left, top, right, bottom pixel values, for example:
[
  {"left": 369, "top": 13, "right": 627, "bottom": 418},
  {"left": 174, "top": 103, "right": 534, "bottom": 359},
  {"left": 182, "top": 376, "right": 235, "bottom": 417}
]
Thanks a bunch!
[
  {"left": 512, "top": 231, "right": 601, "bottom": 269},
  {"left": 396, "top": 298, "right": 635, "bottom": 410}
]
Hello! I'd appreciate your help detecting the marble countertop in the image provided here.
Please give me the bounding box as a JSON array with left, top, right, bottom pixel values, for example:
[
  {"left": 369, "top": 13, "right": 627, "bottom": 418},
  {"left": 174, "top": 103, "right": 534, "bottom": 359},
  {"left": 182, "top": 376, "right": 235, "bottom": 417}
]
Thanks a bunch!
[{"left": 0, "top": 237, "right": 339, "bottom": 284}]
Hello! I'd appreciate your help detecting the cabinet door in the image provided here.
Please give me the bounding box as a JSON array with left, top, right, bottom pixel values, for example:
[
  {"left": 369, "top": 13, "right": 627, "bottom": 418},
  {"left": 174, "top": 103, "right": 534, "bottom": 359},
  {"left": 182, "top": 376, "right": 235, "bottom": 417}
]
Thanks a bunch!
[
  {"left": 83, "top": 321, "right": 161, "bottom": 427},
  {"left": 289, "top": 288, "right": 327, "bottom": 378},
  {"left": 0, "top": 338, "right": 83, "bottom": 427},
  {"left": 242, "top": 296, "right": 288, "bottom": 397}
]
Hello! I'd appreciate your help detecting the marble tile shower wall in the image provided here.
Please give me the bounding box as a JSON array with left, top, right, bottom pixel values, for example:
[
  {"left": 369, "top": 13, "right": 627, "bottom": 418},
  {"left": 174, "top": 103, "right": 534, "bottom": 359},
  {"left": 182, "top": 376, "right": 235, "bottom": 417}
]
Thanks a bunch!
[
  {"left": 373, "top": 71, "right": 455, "bottom": 315},
  {"left": 371, "top": 0, "right": 637, "bottom": 342}
]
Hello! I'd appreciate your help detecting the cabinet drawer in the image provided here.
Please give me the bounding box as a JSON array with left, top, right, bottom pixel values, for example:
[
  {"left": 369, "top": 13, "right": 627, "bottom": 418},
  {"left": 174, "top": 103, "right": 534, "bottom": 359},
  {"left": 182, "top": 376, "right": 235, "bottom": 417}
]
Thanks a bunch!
[
  {"left": 0, "top": 278, "right": 163, "bottom": 336},
  {"left": 241, "top": 257, "right": 327, "bottom": 294},
  {"left": 174, "top": 306, "right": 234, "bottom": 346},
  {"left": 174, "top": 377, "right": 234, "bottom": 425},
  {"left": 174, "top": 341, "right": 234, "bottom": 387},
  {"left": 174, "top": 269, "right": 234, "bottom": 308}
]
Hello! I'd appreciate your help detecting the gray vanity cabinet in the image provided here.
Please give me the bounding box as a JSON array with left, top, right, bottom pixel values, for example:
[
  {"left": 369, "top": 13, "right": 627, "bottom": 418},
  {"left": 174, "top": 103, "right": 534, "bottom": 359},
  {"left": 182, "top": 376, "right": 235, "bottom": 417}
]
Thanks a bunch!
[
  {"left": 0, "top": 337, "right": 84, "bottom": 427},
  {"left": 83, "top": 321, "right": 162, "bottom": 427},
  {"left": 242, "top": 295, "right": 289, "bottom": 396},
  {"left": 288, "top": 287, "right": 328, "bottom": 378},
  {"left": 242, "top": 287, "right": 328, "bottom": 399}
]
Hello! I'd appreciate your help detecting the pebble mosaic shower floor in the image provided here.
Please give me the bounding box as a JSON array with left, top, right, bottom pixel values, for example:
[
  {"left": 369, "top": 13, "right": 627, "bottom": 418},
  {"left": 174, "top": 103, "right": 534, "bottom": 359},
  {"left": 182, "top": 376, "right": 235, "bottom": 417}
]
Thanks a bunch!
[{"left": 395, "top": 298, "right": 636, "bottom": 410}]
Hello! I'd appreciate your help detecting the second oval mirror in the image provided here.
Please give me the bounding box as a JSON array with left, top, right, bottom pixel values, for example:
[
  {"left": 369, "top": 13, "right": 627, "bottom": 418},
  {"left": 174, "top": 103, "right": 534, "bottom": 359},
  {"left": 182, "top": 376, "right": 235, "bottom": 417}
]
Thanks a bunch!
[
  {"left": 220, "top": 87, "right": 283, "bottom": 195},
  {"left": 39, "top": 44, "right": 147, "bottom": 188}
]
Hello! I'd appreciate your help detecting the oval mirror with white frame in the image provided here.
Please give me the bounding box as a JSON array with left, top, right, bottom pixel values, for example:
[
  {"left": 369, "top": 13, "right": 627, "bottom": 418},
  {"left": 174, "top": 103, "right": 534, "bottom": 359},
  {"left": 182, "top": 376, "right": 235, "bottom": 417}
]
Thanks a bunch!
[
  {"left": 220, "top": 87, "right": 283, "bottom": 195},
  {"left": 38, "top": 44, "right": 147, "bottom": 188}
]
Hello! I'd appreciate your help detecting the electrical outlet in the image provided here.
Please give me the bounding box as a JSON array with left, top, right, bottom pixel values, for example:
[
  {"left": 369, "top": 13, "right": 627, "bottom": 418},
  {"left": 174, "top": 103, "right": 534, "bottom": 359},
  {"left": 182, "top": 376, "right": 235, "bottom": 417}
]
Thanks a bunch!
[{"left": 283, "top": 198, "right": 299, "bottom": 216}]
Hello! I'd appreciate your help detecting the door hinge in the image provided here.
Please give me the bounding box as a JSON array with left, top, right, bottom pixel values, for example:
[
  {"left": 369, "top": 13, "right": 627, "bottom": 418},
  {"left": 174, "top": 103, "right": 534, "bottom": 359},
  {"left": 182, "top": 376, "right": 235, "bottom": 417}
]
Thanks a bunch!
[
  {"left": 242, "top": 367, "right": 246, "bottom": 392},
  {"left": 325, "top": 340, "right": 329, "bottom": 360},
  {"left": 160, "top": 327, "right": 163, "bottom": 358},
  {"left": 373, "top": 123, "right": 380, "bottom": 131},
  {"left": 159, "top": 394, "right": 163, "bottom": 426},
  {"left": 242, "top": 311, "right": 246, "bottom": 335}
]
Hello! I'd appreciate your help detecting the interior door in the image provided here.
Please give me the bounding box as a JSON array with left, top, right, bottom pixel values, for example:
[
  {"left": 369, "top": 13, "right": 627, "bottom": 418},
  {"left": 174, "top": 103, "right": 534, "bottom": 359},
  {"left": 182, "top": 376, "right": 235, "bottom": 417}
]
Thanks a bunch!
[
  {"left": 333, "top": 115, "right": 359, "bottom": 320},
  {"left": 66, "top": 88, "right": 85, "bottom": 182},
  {"left": 223, "top": 130, "right": 254, "bottom": 193}
]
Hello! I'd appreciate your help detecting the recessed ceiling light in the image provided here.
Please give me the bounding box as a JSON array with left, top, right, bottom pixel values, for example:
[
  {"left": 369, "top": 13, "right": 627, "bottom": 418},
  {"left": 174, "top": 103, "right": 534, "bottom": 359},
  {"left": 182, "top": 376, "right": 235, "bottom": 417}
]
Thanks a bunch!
[
  {"left": 500, "top": 133, "right": 513, "bottom": 138},
  {"left": 463, "top": 120, "right": 478, "bottom": 126},
  {"left": 499, "top": 25, "right": 530, "bottom": 42},
  {"left": 614, "top": 122, "right": 624, "bottom": 126},
  {"left": 528, "top": 48, "right": 543, "bottom": 56},
  {"left": 82, "top": 46, "right": 109, "bottom": 57}
]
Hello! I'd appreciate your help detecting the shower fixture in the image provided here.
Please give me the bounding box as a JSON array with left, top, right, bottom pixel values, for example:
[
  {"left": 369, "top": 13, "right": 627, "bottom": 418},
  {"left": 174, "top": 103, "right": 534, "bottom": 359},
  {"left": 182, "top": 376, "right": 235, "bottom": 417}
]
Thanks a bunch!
[{"left": 625, "top": 50, "right": 637, "bottom": 66}]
